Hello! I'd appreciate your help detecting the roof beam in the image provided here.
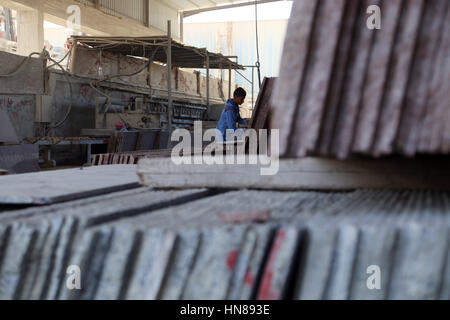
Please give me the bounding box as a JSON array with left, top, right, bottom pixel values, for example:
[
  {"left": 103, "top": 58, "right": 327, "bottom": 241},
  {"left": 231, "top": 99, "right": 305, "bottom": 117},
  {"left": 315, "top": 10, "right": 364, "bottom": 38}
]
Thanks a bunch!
[
  {"left": 183, "top": 0, "right": 285, "bottom": 17},
  {"left": 0, "top": 0, "right": 167, "bottom": 37},
  {"left": 154, "top": 0, "right": 182, "bottom": 12}
]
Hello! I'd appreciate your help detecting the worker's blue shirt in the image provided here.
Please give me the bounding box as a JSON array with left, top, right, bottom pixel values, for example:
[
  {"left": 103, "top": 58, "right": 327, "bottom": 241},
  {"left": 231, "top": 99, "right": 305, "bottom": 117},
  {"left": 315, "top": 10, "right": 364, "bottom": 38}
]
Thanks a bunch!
[{"left": 216, "top": 99, "right": 246, "bottom": 141}]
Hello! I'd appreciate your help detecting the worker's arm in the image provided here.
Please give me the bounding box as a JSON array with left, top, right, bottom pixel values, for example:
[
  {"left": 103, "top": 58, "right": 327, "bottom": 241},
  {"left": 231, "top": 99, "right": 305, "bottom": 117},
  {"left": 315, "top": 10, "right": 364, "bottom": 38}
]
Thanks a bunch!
[
  {"left": 237, "top": 116, "right": 247, "bottom": 128},
  {"left": 237, "top": 114, "right": 247, "bottom": 126},
  {"left": 225, "top": 110, "right": 238, "bottom": 131}
]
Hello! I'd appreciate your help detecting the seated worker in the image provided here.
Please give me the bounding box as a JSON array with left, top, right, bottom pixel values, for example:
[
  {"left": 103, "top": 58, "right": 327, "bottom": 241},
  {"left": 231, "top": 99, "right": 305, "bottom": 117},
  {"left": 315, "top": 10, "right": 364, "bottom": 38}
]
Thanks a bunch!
[{"left": 216, "top": 87, "right": 248, "bottom": 142}]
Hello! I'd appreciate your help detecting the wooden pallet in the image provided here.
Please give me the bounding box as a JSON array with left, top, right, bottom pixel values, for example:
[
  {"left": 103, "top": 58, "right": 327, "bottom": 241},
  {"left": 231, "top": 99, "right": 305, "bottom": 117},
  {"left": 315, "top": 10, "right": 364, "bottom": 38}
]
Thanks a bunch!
[{"left": 93, "top": 149, "right": 174, "bottom": 166}]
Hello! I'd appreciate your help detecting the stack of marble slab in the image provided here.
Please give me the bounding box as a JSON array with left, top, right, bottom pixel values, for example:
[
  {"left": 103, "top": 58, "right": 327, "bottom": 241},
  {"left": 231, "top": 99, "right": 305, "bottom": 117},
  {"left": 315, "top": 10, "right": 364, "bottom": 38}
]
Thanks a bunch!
[{"left": 0, "top": 188, "right": 448, "bottom": 300}]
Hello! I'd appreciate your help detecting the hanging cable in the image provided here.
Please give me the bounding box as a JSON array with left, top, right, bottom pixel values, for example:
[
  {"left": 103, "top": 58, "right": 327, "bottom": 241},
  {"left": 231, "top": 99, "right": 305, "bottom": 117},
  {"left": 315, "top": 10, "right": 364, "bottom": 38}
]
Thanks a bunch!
[
  {"left": 47, "top": 54, "right": 74, "bottom": 129},
  {"left": 47, "top": 45, "right": 73, "bottom": 69},
  {"left": 255, "top": 0, "right": 262, "bottom": 89},
  {"left": 89, "top": 46, "right": 162, "bottom": 106},
  {"left": 0, "top": 51, "right": 40, "bottom": 78},
  {"left": 0, "top": 50, "right": 74, "bottom": 131},
  {"left": 2, "top": 44, "right": 163, "bottom": 134}
]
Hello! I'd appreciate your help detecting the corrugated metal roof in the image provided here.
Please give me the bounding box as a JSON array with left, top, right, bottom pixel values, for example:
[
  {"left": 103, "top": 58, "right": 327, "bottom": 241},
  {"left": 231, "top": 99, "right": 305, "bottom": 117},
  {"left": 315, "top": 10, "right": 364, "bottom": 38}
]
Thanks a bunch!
[
  {"left": 70, "top": 35, "right": 245, "bottom": 69},
  {"left": 100, "top": 0, "right": 146, "bottom": 24}
]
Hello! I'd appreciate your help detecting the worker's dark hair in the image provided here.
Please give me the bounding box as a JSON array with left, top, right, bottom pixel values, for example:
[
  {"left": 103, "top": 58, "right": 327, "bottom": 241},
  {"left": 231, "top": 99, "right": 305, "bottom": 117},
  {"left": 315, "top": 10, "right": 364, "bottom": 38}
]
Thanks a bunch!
[{"left": 234, "top": 87, "right": 247, "bottom": 98}]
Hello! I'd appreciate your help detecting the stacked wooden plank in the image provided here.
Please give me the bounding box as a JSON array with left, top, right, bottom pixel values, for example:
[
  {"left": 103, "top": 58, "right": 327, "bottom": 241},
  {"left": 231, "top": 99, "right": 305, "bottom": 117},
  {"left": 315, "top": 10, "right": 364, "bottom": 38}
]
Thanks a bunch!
[
  {"left": 137, "top": 156, "right": 450, "bottom": 191},
  {"left": 0, "top": 189, "right": 449, "bottom": 300},
  {"left": 272, "top": 0, "right": 450, "bottom": 159}
]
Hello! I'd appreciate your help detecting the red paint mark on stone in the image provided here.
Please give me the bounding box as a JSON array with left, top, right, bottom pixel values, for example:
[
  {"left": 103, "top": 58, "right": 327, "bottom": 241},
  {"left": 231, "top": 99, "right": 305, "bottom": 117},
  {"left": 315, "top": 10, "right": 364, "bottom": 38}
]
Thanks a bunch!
[
  {"left": 217, "top": 210, "right": 270, "bottom": 223},
  {"left": 258, "top": 270, "right": 273, "bottom": 299},
  {"left": 226, "top": 250, "right": 239, "bottom": 271},
  {"left": 244, "top": 269, "right": 254, "bottom": 286},
  {"left": 257, "top": 230, "right": 286, "bottom": 300},
  {"left": 79, "top": 86, "right": 89, "bottom": 98}
]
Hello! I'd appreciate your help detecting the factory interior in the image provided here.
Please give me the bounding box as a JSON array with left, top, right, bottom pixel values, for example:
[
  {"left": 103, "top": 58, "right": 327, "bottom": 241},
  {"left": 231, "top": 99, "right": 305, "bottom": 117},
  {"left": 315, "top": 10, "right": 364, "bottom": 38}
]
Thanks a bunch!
[{"left": 0, "top": 0, "right": 449, "bottom": 302}]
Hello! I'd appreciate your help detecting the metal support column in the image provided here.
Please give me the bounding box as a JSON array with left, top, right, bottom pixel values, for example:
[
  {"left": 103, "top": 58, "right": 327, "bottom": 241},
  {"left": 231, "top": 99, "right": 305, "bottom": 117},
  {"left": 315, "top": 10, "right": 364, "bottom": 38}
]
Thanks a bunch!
[
  {"left": 180, "top": 12, "right": 184, "bottom": 43},
  {"left": 144, "top": 0, "right": 150, "bottom": 27},
  {"left": 252, "top": 66, "right": 254, "bottom": 109},
  {"left": 86, "top": 143, "right": 92, "bottom": 165},
  {"left": 206, "top": 52, "right": 210, "bottom": 120},
  {"left": 4, "top": 8, "right": 15, "bottom": 41},
  {"left": 228, "top": 63, "right": 232, "bottom": 99},
  {"left": 225, "top": 56, "right": 238, "bottom": 99},
  {"left": 167, "top": 21, "right": 173, "bottom": 136}
]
